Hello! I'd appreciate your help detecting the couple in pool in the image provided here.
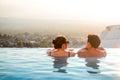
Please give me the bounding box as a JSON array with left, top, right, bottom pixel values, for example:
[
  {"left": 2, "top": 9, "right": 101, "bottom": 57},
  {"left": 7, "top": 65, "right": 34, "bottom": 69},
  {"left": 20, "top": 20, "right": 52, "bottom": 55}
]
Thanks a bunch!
[{"left": 47, "top": 34, "right": 106, "bottom": 58}]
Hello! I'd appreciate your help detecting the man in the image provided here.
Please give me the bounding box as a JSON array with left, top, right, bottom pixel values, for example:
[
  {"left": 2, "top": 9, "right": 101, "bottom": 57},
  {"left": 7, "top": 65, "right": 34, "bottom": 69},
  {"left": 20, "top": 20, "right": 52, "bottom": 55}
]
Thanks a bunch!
[{"left": 77, "top": 34, "right": 106, "bottom": 58}]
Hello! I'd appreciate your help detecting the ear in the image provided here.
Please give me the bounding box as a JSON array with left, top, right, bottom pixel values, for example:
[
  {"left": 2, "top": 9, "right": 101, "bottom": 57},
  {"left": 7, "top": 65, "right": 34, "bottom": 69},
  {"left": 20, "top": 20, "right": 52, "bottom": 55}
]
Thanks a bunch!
[
  {"left": 86, "top": 42, "right": 91, "bottom": 48},
  {"left": 62, "top": 44, "right": 66, "bottom": 49}
]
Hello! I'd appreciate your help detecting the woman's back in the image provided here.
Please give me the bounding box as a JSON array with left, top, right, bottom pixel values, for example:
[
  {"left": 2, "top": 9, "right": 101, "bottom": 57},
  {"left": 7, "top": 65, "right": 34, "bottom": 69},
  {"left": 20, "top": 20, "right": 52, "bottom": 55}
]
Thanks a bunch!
[{"left": 49, "top": 49, "right": 75, "bottom": 57}]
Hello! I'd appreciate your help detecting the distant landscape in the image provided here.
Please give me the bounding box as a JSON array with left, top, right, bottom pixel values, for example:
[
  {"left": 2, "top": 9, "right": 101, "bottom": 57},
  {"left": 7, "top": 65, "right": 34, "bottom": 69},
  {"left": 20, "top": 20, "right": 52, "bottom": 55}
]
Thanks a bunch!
[
  {"left": 0, "top": 17, "right": 106, "bottom": 48},
  {"left": 1, "top": 0, "right": 120, "bottom": 48}
]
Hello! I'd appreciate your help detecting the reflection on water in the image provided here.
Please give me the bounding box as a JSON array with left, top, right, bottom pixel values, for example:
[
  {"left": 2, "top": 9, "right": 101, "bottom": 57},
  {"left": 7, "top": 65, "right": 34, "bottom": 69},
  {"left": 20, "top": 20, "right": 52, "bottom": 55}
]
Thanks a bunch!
[
  {"left": 0, "top": 48, "right": 120, "bottom": 80},
  {"left": 85, "top": 58, "right": 101, "bottom": 74},
  {"left": 85, "top": 58, "right": 100, "bottom": 69},
  {"left": 52, "top": 57, "right": 101, "bottom": 74},
  {"left": 52, "top": 57, "right": 68, "bottom": 73}
]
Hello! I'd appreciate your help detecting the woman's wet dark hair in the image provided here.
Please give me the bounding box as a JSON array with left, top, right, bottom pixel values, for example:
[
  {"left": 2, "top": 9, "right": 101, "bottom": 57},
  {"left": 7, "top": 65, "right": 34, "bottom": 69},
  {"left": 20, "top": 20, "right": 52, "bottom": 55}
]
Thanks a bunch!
[
  {"left": 52, "top": 35, "right": 69, "bottom": 49},
  {"left": 87, "top": 34, "right": 100, "bottom": 48}
]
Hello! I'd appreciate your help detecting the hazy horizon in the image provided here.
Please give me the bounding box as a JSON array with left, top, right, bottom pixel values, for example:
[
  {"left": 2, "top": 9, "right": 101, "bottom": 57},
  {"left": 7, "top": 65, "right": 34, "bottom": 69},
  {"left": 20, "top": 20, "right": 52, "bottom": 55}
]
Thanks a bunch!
[
  {"left": 0, "top": 17, "right": 107, "bottom": 35},
  {"left": 1, "top": 0, "right": 120, "bottom": 35}
]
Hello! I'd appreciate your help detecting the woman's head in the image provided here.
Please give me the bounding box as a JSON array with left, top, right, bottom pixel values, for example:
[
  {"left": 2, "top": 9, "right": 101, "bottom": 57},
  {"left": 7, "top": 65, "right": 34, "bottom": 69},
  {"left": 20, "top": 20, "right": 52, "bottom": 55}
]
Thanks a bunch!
[
  {"left": 87, "top": 34, "right": 100, "bottom": 48},
  {"left": 52, "top": 35, "right": 69, "bottom": 49}
]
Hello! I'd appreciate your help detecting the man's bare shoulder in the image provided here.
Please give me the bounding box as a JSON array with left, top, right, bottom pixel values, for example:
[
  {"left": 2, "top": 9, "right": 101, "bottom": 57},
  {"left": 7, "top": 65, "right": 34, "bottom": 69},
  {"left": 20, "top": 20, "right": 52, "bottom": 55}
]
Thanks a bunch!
[
  {"left": 77, "top": 48, "right": 88, "bottom": 57},
  {"left": 97, "top": 47, "right": 107, "bottom": 57},
  {"left": 78, "top": 48, "right": 88, "bottom": 53},
  {"left": 98, "top": 47, "right": 105, "bottom": 50}
]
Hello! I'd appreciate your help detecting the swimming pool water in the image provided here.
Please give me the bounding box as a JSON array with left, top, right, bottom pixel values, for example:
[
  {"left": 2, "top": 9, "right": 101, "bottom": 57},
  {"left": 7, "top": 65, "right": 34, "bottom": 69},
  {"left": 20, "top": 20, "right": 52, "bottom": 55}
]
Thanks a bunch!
[{"left": 0, "top": 48, "right": 120, "bottom": 80}]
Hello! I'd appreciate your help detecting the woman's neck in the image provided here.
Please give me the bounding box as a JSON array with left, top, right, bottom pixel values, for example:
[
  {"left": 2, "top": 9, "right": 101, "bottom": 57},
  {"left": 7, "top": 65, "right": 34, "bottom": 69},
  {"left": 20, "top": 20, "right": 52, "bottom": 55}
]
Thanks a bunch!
[{"left": 57, "top": 48, "right": 66, "bottom": 51}]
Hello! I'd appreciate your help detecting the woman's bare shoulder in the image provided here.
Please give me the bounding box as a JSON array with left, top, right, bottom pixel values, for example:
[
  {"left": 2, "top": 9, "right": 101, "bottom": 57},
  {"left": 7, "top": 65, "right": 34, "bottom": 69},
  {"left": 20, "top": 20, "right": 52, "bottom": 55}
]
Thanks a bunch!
[
  {"left": 69, "top": 51, "right": 76, "bottom": 57},
  {"left": 47, "top": 49, "right": 56, "bottom": 56}
]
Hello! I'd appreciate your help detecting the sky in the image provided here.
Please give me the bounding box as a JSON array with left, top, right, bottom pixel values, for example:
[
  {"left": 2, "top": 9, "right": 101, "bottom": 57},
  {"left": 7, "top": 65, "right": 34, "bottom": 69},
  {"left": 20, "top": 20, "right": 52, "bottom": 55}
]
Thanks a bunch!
[{"left": 0, "top": 0, "right": 120, "bottom": 34}]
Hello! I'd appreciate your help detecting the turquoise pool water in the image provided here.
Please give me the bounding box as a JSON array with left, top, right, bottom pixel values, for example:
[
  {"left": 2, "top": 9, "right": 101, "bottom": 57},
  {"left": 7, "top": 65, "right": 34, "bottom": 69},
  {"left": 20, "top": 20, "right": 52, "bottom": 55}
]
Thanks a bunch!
[{"left": 0, "top": 48, "right": 120, "bottom": 80}]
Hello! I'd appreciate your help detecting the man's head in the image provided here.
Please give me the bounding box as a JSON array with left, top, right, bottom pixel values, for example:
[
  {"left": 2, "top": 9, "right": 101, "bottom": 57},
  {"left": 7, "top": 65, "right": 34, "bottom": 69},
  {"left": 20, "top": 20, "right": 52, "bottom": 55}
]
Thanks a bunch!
[{"left": 87, "top": 34, "right": 100, "bottom": 48}]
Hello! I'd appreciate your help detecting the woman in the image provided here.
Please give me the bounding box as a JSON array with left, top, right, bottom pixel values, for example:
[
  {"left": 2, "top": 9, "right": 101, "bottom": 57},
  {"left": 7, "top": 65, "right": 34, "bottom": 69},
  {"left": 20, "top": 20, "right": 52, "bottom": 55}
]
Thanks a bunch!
[
  {"left": 47, "top": 35, "right": 75, "bottom": 57},
  {"left": 77, "top": 34, "right": 106, "bottom": 58},
  {"left": 47, "top": 35, "right": 75, "bottom": 73}
]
